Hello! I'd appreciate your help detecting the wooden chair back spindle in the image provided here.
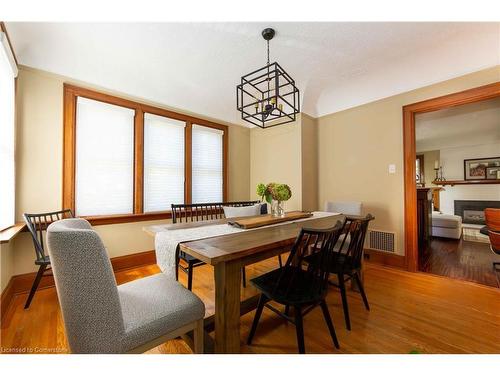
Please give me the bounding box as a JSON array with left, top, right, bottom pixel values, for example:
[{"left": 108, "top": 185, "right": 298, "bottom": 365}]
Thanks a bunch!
[
  {"left": 275, "top": 222, "right": 344, "bottom": 301},
  {"left": 22, "top": 209, "right": 74, "bottom": 309},
  {"left": 171, "top": 201, "right": 260, "bottom": 224},
  {"left": 23, "top": 209, "right": 74, "bottom": 262},
  {"left": 334, "top": 214, "right": 374, "bottom": 274}
]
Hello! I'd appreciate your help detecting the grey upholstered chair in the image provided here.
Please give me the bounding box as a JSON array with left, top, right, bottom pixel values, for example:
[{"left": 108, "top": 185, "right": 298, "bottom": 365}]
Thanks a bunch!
[
  {"left": 46, "top": 218, "right": 205, "bottom": 354},
  {"left": 325, "top": 201, "right": 363, "bottom": 216}
]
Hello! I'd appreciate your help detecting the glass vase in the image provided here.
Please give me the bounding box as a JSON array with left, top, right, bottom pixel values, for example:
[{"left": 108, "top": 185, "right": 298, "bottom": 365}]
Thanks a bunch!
[{"left": 271, "top": 200, "right": 285, "bottom": 218}]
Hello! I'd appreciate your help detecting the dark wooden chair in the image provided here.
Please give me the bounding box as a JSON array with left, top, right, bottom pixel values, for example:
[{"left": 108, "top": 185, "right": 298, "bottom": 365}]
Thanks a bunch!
[
  {"left": 321, "top": 214, "right": 374, "bottom": 330},
  {"left": 171, "top": 201, "right": 272, "bottom": 290},
  {"left": 247, "top": 221, "right": 344, "bottom": 354},
  {"left": 23, "top": 209, "right": 74, "bottom": 309}
]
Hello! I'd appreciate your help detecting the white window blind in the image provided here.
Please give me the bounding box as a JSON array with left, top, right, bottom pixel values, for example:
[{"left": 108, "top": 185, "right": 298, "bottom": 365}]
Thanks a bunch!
[
  {"left": 192, "top": 125, "right": 223, "bottom": 203},
  {"left": 143, "top": 113, "right": 185, "bottom": 212},
  {"left": 0, "top": 32, "right": 17, "bottom": 231},
  {"left": 75, "top": 97, "right": 135, "bottom": 216}
]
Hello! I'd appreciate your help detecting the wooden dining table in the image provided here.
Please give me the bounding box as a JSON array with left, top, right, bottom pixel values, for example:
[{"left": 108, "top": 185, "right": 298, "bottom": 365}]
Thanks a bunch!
[{"left": 143, "top": 211, "right": 343, "bottom": 353}]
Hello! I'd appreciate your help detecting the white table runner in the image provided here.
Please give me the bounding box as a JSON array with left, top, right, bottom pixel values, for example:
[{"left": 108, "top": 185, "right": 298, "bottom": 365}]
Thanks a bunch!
[{"left": 155, "top": 211, "right": 340, "bottom": 278}]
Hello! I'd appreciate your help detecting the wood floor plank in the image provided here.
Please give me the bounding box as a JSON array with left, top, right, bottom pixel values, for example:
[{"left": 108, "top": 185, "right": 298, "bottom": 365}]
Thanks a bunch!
[
  {"left": 420, "top": 237, "right": 498, "bottom": 287},
  {"left": 1, "top": 259, "right": 499, "bottom": 354}
]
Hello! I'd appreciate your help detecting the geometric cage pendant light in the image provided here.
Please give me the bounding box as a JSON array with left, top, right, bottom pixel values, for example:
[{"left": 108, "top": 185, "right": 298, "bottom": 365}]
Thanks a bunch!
[{"left": 236, "top": 28, "right": 300, "bottom": 128}]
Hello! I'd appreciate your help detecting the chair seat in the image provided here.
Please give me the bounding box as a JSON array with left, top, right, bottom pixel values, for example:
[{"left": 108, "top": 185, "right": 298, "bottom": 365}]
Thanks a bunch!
[
  {"left": 35, "top": 255, "right": 51, "bottom": 265},
  {"left": 118, "top": 273, "right": 205, "bottom": 351},
  {"left": 304, "top": 252, "right": 357, "bottom": 275},
  {"left": 250, "top": 267, "right": 326, "bottom": 306}
]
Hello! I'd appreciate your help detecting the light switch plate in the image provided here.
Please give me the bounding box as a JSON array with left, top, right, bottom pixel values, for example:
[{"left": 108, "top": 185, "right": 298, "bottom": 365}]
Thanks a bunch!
[{"left": 388, "top": 164, "right": 396, "bottom": 174}]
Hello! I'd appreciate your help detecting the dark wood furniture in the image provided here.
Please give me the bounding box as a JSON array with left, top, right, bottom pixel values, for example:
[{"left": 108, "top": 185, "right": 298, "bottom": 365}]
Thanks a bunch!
[
  {"left": 23, "top": 209, "right": 74, "bottom": 309},
  {"left": 308, "top": 214, "right": 374, "bottom": 330},
  {"left": 144, "top": 212, "right": 343, "bottom": 353},
  {"left": 247, "top": 223, "right": 344, "bottom": 353},
  {"left": 171, "top": 201, "right": 262, "bottom": 290},
  {"left": 417, "top": 188, "right": 433, "bottom": 263}
]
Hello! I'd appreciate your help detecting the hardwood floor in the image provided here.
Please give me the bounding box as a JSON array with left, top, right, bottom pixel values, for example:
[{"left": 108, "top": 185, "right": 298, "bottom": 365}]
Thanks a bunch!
[
  {"left": 420, "top": 237, "right": 499, "bottom": 287},
  {"left": 1, "top": 259, "right": 499, "bottom": 354}
]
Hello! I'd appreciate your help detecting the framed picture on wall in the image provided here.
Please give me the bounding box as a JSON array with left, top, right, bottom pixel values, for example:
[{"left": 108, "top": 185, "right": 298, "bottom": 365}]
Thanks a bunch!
[
  {"left": 464, "top": 157, "right": 500, "bottom": 180},
  {"left": 486, "top": 166, "right": 500, "bottom": 180}
]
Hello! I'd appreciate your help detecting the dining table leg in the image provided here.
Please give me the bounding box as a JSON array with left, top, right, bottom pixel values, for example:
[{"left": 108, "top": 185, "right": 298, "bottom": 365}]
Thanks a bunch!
[{"left": 214, "top": 259, "right": 242, "bottom": 353}]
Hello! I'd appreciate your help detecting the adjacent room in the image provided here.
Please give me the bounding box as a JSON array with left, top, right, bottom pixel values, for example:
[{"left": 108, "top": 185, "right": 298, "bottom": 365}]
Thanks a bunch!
[
  {"left": 0, "top": 18, "right": 499, "bottom": 360},
  {"left": 415, "top": 98, "right": 500, "bottom": 287}
]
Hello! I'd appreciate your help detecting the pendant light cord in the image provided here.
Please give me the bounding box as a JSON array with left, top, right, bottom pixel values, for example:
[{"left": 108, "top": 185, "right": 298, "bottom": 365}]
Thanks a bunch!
[
  {"left": 266, "top": 39, "right": 270, "bottom": 104},
  {"left": 267, "top": 39, "right": 270, "bottom": 66}
]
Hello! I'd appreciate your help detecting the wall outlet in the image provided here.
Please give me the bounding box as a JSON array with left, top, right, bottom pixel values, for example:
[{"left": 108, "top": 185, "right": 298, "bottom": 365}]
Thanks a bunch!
[{"left": 388, "top": 164, "right": 396, "bottom": 174}]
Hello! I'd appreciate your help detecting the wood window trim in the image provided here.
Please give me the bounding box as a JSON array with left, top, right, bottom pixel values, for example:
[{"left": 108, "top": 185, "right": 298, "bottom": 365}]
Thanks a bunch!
[
  {"left": 403, "top": 81, "right": 500, "bottom": 272},
  {"left": 0, "top": 22, "right": 18, "bottom": 66},
  {"left": 0, "top": 22, "right": 18, "bottom": 233},
  {"left": 63, "top": 83, "right": 229, "bottom": 225}
]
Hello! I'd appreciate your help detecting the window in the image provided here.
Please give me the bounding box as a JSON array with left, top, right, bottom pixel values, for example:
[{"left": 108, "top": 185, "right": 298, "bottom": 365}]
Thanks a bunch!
[
  {"left": 0, "top": 30, "right": 17, "bottom": 231},
  {"left": 63, "top": 84, "right": 228, "bottom": 224},
  {"left": 192, "top": 125, "right": 223, "bottom": 203},
  {"left": 143, "top": 113, "right": 185, "bottom": 212},
  {"left": 416, "top": 154, "right": 424, "bottom": 185},
  {"left": 75, "top": 97, "right": 135, "bottom": 216}
]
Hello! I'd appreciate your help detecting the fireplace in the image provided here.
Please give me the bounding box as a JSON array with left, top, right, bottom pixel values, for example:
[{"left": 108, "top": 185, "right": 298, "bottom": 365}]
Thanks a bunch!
[{"left": 454, "top": 200, "right": 500, "bottom": 225}]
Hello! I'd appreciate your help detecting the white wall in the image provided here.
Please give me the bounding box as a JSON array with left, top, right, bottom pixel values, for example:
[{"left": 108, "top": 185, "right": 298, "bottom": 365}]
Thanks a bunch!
[
  {"left": 439, "top": 143, "right": 500, "bottom": 215},
  {"left": 250, "top": 119, "right": 303, "bottom": 211},
  {"left": 249, "top": 114, "right": 320, "bottom": 213}
]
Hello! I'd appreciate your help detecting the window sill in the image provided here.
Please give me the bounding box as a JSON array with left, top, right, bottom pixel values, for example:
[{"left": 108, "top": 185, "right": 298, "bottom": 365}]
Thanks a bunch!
[
  {"left": 0, "top": 222, "right": 26, "bottom": 244},
  {"left": 0, "top": 212, "right": 172, "bottom": 243},
  {"left": 82, "top": 211, "right": 172, "bottom": 226}
]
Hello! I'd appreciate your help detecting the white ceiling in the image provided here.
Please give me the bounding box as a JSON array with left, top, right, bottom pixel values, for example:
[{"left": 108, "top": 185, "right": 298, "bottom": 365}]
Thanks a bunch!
[
  {"left": 416, "top": 97, "right": 500, "bottom": 152},
  {"left": 6, "top": 22, "right": 500, "bottom": 125}
]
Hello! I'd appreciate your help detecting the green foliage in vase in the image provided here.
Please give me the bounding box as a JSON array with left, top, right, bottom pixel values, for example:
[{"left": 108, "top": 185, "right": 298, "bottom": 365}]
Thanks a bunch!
[
  {"left": 256, "top": 183, "right": 267, "bottom": 198},
  {"left": 271, "top": 183, "right": 292, "bottom": 202},
  {"left": 256, "top": 182, "right": 292, "bottom": 203}
]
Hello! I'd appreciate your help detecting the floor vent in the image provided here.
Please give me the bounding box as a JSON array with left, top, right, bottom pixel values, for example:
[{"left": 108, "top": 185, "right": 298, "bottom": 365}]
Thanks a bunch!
[{"left": 368, "top": 230, "right": 395, "bottom": 252}]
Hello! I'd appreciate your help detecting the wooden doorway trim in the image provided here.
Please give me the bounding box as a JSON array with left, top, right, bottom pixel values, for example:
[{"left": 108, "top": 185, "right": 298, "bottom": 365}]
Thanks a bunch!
[{"left": 403, "top": 81, "right": 500, "bottom": 272}]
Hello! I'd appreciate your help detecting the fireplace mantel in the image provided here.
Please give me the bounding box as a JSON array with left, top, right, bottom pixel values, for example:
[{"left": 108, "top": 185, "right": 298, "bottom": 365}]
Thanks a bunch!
[{"left": 433, "top": 179, "right": 500, "bottom": 186}]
